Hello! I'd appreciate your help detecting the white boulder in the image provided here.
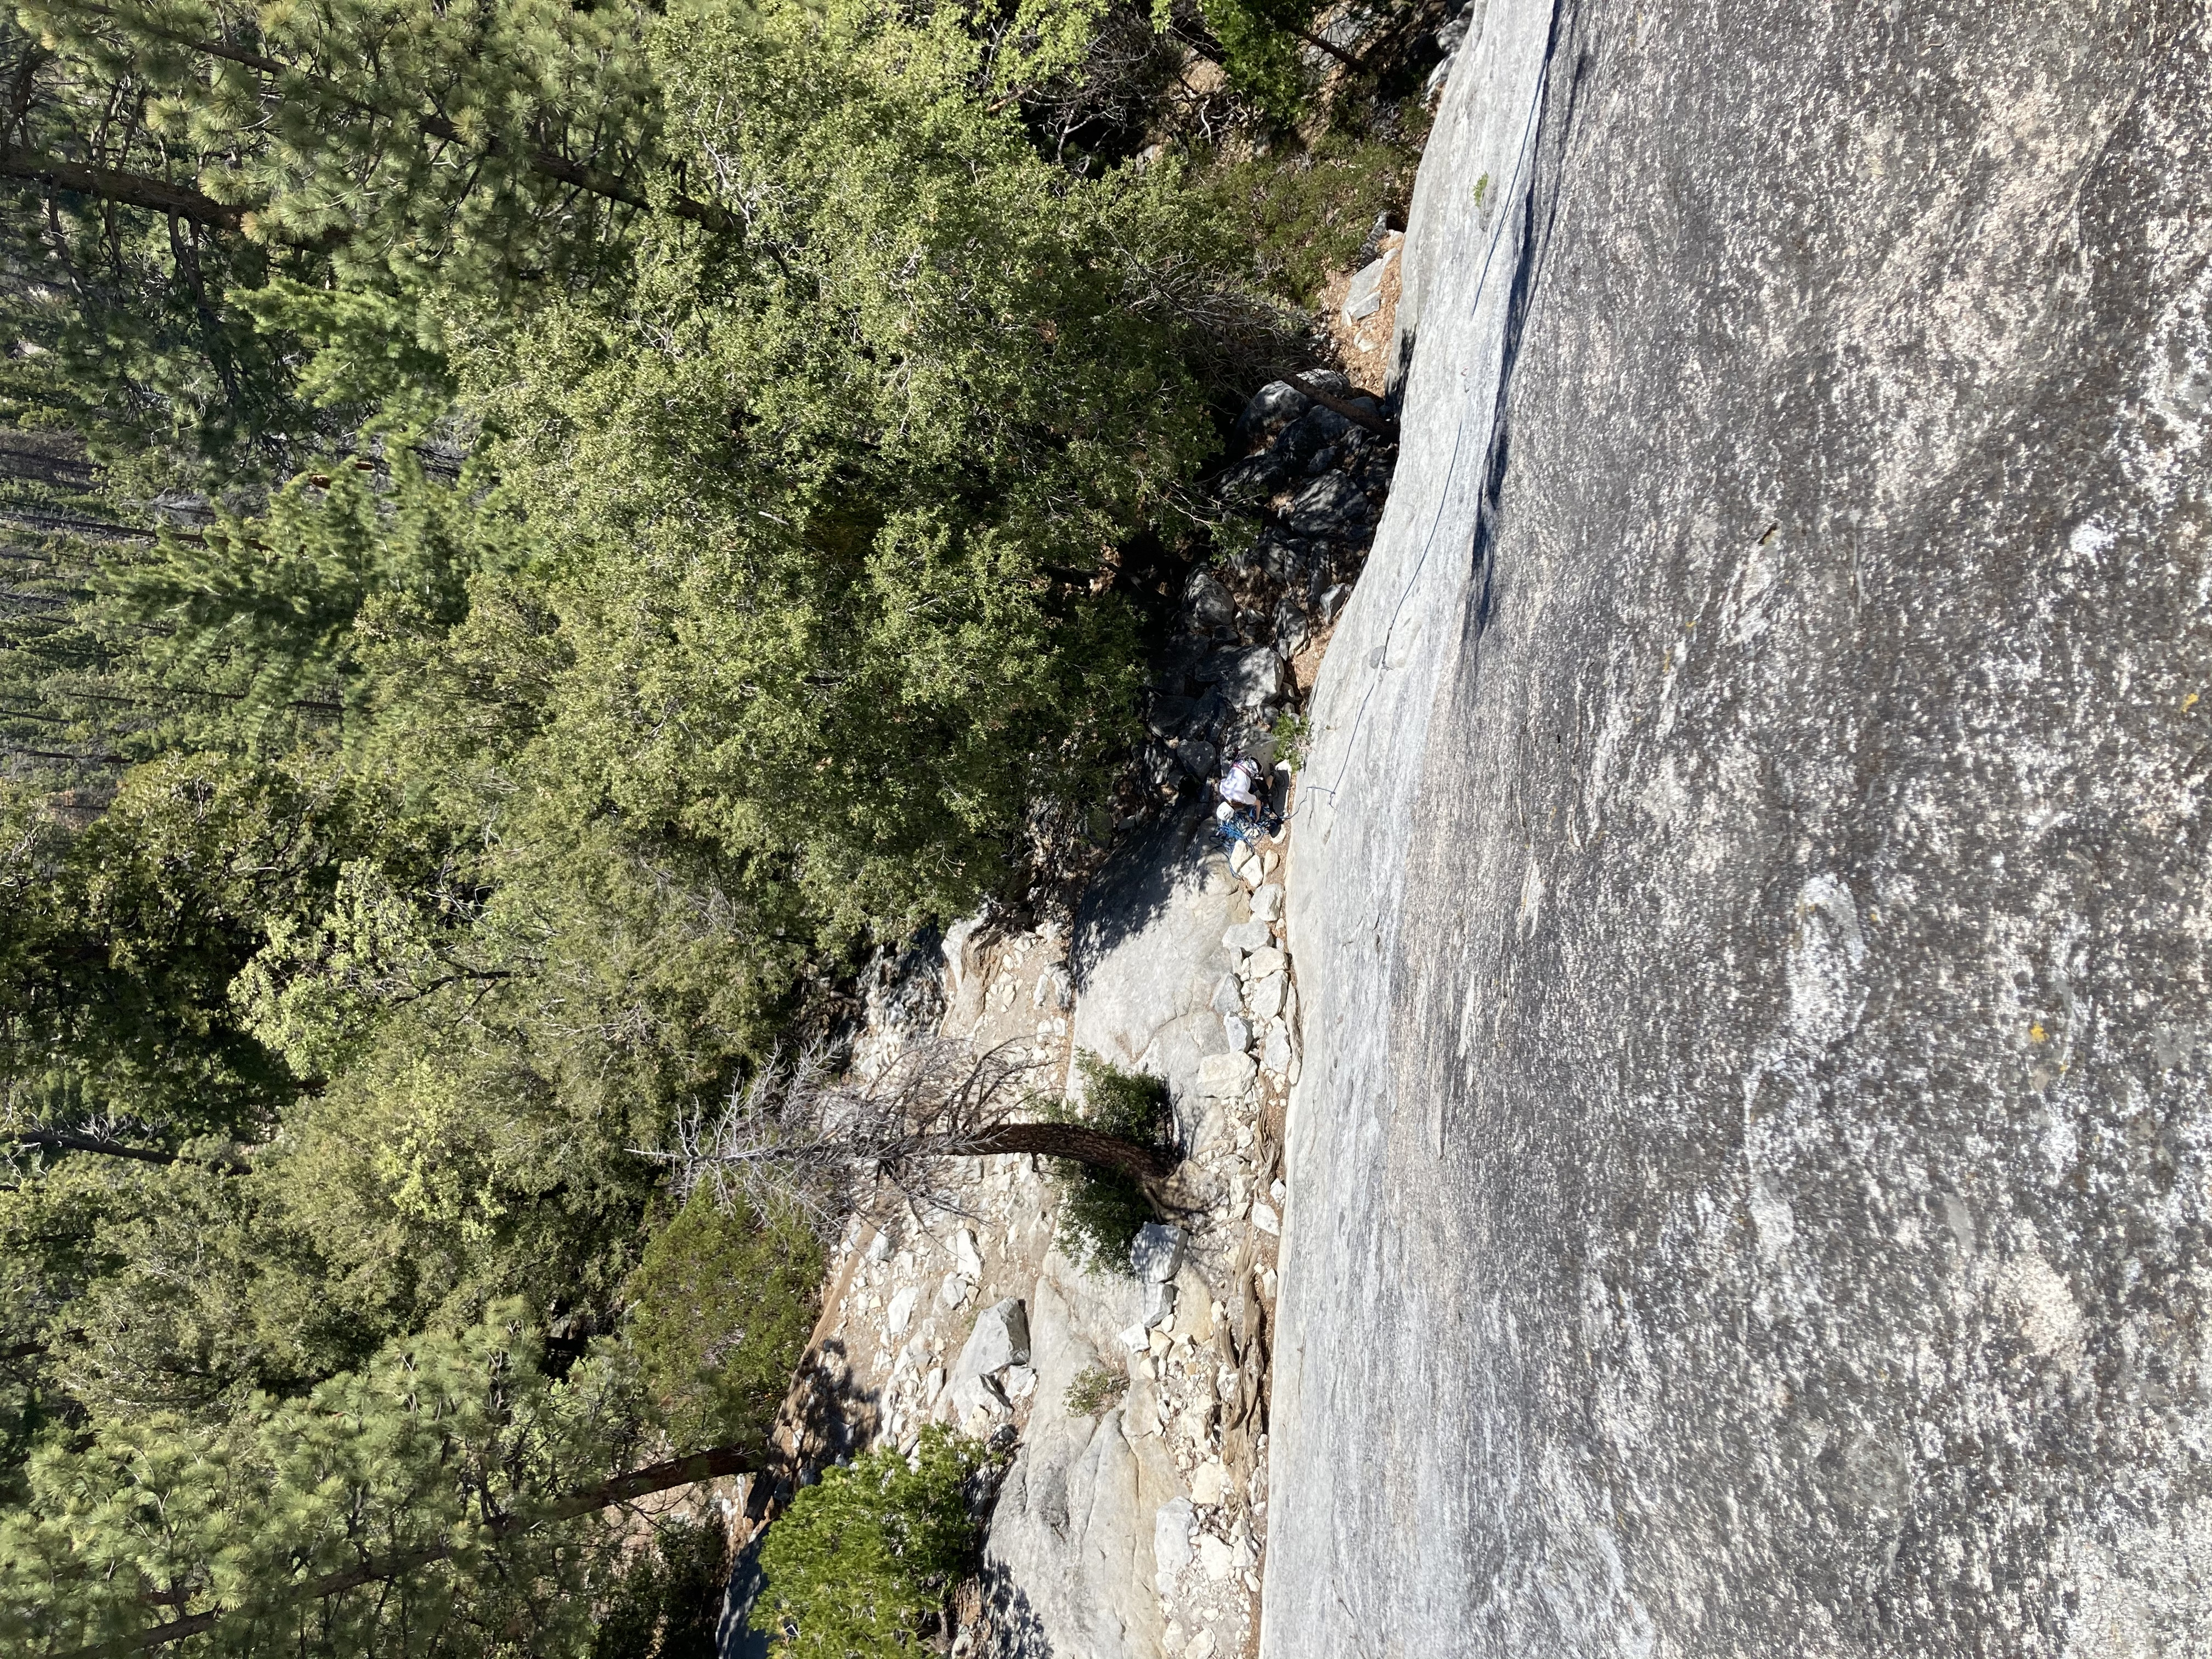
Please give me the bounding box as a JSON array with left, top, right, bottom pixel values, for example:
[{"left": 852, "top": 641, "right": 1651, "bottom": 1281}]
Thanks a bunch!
[
  {"left": 1222, "top": 920, "right": 1272, "bottom": 953},
  {"left": 1341, "top": 247, "right": 1396, "bottom": 323},
  {"left": 1198, "top": 1532, "right": 1238, "bottom": 1582},
  {"left": 887, "top": 1286, "right": 920, "bottom": 1336},
  {"left": 963, "top": 1297, "right": 1032, "bottom": 1373},
  {"left": 1154, "top": 1498, "right": 1196, "bottom": 1592},
  {"left": 1198, "top": 1051, "right": 1256, "bottom": 1097},
  {"left": 1190, "top": 1460, "right": 1227, "bottom": 1507},
  {"left": 1248, "top": 973, "right": 1286, "bottom": 1020}
]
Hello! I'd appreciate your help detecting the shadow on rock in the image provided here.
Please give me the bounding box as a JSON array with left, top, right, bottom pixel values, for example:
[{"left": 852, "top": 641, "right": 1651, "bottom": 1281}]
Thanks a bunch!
[
  {"left": 780, "top": 1335, "right": 878, "bottom": 1477},
  {"left": 716, "top": 1536, "right": 770, "bottom": 1659},
  {"left": 973, "top": 1558, "right": 1052, "bottom": 1659},
  {"left": 1071, "top": 805, "right": 1214, "bottom": 995}
]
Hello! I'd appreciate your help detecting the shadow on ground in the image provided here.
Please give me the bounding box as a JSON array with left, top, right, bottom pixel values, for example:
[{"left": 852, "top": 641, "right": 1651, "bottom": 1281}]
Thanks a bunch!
[{"left": 1071, "top": 804, "right": 1214, "bottom": 992}]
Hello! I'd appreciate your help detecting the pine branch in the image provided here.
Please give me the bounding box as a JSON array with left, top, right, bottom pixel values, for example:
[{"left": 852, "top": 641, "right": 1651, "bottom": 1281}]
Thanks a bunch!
[
  {"left": 0, "top": 143, "right": 243, "bottom": 230},
  {"left": 8, "top": 1125, "right": 249, "bottom": 1172},
  {"left": 48, "top": 1, "right": 740, "bottom": 234}
]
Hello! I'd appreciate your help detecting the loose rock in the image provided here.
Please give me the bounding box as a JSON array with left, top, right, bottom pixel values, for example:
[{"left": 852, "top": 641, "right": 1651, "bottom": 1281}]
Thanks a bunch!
[
  {"left": 1341, "top": 249, "right": 1396, "bottom": 323},
  {"left": 887, "top": 1286, "right": 919, "bottom": 1336},
  {"left": 1132, "top": 1222, "right": 1187, "bottom": 1283},
  {"left": 1248, "top": 974, "right": 1286, "bottom": 1020},
  {"left": 1198, "top": 1051, "right": 1256, "bottom": 1097}
]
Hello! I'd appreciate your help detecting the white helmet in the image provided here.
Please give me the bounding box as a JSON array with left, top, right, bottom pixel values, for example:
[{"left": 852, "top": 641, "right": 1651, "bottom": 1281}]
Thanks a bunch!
[{"left": 1215, "top": 802, "right": 1235, "bottom": 822}]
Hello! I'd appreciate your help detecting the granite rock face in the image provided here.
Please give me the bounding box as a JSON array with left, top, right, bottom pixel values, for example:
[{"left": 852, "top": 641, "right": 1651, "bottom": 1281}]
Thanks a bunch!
[
  {"left": 1268, "top": 1, "right": 2212, "bottom": 1655},
  {"left": 984, "top": 1269, "right": 1178, "bottom": 1659}
]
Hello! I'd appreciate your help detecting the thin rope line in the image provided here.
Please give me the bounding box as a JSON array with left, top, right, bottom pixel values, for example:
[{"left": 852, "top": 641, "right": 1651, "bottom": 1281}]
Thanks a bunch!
[{"left": 1284, "top": 55, "right": 1550, "bottom": 827}]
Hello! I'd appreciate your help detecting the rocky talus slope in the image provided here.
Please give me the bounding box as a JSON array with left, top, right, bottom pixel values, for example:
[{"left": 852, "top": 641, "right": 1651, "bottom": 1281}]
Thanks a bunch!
[
  {"left": 1267, "top": 0, "right": 2212, "bottom": 1655},
  {"left": 743, "top": 370, "right": 1397, "bottom": 1659}
]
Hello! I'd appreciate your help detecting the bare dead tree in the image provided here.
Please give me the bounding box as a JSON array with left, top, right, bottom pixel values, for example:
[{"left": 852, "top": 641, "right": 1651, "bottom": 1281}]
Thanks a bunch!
[{"left": 635, "top": 1038, "right": 1176, "bottom": 1235}]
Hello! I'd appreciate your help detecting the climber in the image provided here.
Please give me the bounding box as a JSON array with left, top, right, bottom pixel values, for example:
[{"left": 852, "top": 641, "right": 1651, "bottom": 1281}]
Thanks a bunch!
[{"left": 1216, "top": 754, "right": 1280, "bottom": 836}]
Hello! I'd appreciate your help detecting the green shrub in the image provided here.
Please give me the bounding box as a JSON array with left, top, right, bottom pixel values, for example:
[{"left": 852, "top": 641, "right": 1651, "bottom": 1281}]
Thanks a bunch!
[
  {"left": 751, "top": 1427, "right": 1001, "bottom": 1655},
  {"left": 592, "top": 1515, "right": 732, "bottom": 1659},
  {"left": 1192, "top": 123, "right": 1429, "bottom": 307},
  {"left": 1195, "top": 0, "right": 1314, "bottom": 120},
  {"left": 1270, "top": 708, "right": 1312, "bottom": 770},
  {"left": 1064, "top": 1363, "right": 1130, "bottom": 1418},
  {"left": 1041, "top": 1056, "right": 1173, "bottom": 1274},
  {"left": 625, "top": 1189, "right": 825, "bottom": 1452}
]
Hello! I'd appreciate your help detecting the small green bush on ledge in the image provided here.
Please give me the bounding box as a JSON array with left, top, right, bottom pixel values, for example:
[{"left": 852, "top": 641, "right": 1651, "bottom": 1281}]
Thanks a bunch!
[
  {"left": 1065, "top": 1363, "right": 1132, "bottom": 1418},
  {"left": 1041, "top": 1055, "right": 1176, "bottom": 1274},
  {"left": 752, "top": 1426, "right": 1003, "bottom": 1655}
]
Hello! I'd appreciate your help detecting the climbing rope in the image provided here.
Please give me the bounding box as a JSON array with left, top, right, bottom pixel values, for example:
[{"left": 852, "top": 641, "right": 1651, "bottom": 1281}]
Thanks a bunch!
[{"left": 1284, "top": 53, "right": 1554, "bottom": 830}]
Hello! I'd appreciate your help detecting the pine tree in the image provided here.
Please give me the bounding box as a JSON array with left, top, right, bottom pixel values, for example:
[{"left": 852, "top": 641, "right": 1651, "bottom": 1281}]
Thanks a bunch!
[
  {"left": 0, "top": 1306, "right": 764, "bottom": 1659},
  {"left": 0, "top": 0, "right": 728, "bottom": 478}
]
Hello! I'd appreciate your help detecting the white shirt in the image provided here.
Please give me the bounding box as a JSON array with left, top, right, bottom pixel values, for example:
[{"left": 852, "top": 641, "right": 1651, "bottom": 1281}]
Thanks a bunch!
[{"left": 1220, "top": 761, "right": 1264, "bottom": 809}]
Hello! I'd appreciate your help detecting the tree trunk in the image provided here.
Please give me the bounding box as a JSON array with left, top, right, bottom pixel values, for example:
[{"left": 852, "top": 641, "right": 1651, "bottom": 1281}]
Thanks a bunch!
[
  {"left": 1293, "top": 373, "right": 1395, "bottom": 435},
  {"left": 1286, "top": 18, "right": 1362, "bottom": 68},
  {"left": 957, "top": 1121, "right": 1175, "bottom": 1182},
  {"left": 0, "top": 148, "right": 244, "bottom": 230},
  {"left": 71, "top": 1446, "right": 765, "bottom": 1658}
]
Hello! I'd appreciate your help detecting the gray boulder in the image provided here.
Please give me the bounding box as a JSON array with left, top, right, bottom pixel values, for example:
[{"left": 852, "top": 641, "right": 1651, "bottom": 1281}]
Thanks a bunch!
[
  {"left": 1285, "top": 473, "right": 1372, "bottom": 543},
  {"left": 1197, "top": 1051, "right": 1254, "bottom": 1097},
  {"left": 1186, "top": 571, "right": 1238, "bottom": 629},
  {"left": 1131, "top": 1222, "right": 1187, "bottom": 1283},
  {"left": 1240, "top": 945, "right": 1286, "bottom": 980},
  {"left": 1175, "top": 737, "right": 1218, "bottom": 779},
  {"left": 1255, "top": 529, "right": 1328, "bottom": 585},
  {"left": 1248, "top": 973, "right": 1286, "bottom": 1021},
  {"left": 963, "top": 1297, "right": 1030, "bottom": 1374},
  {"left": 1142, "top": 1278, "right": 1177, "bottom": 1328},
  {"left": 1200, "top": 646, "right": 1288, "bottom": 710},
  {"left": 1341, "top": 249, "right": 1396, "bottom": 323},
  {"left": 940, "top": 1298, "right": 1029, "bottom": 1425},
  {"left": 1277, "top": 404, "right": 1354, "bottom": 469},
  {"left": 1231, "top": 380, "right": 1311, "bottom": 450},
  {"left": 952, "top": 1227, "right": 984, "bottom": 1282}
]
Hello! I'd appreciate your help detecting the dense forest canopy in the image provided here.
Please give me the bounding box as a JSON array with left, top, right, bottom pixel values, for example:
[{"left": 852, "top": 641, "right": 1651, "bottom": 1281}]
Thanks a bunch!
[{"left": 0, "top": 0, "right": 1429, "bottom": 1647}]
